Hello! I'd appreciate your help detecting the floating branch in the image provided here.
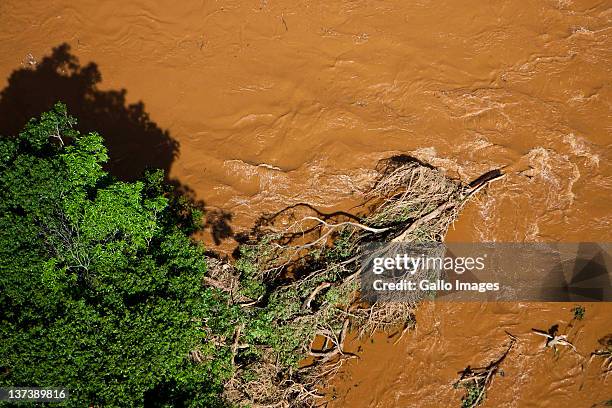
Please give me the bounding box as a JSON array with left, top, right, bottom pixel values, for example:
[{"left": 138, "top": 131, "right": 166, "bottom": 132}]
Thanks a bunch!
[
  {"left": 590, "top": 334, "right": 612, "bottom": 378},
  {"left": 531, "top": 325, "right": 577, "bottom": 353},
  {"left": 454, "top": 333, "right": 516, "bottom": 408}
]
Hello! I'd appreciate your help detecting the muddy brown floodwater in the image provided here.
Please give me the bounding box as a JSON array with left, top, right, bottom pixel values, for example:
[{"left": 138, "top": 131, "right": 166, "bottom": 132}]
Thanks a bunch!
[{"left": 1, "top": 0, "right": 610, "bottom": 406}]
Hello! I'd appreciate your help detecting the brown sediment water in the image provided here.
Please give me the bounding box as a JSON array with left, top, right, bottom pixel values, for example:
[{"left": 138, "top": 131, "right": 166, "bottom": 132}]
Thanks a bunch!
[
  {"left": 0, "top": 0, "right": 610, "bottom": 406},
  {"left": 329, "top": 302, "right": 612, "bottom": 407}
]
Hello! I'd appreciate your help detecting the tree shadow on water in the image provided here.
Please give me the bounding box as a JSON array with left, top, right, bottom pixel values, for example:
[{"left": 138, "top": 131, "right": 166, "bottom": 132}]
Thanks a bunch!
[
  {"left": 0, "top": 42, "right": 233, "bottom": 245},
  {"left": 0, "top": 43, "right": 176, "bottom": 181}
]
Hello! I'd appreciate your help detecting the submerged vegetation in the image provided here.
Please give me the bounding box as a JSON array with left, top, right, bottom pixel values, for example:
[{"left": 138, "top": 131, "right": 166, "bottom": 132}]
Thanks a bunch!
[
  {"left": 210, "top": 151, "right": 501, "bottom": 405},
  {"left": 572, "top": 305, "right": 586, "bottom": 321},
  {"left": 454, "top": 334, "right": 516, "bottom": 408},
  {"left": 0, "top": 105, "right": 501, "bottom": 406}
]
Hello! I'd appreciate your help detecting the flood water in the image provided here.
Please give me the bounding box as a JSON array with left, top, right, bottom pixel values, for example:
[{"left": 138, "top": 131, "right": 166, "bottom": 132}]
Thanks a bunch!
[{"left": 1, "top": 0, "right": 610, "bottom": 406}]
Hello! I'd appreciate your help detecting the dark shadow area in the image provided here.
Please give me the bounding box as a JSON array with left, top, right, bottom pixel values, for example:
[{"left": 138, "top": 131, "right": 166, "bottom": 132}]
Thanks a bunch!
[
  {"left": 204, "top": 208, "right": 234, "bottom": 246},
  {"left": 540, "top": 242, "right": 611, "bottom": 301},
  {"left": 375, "top": 154, "right": 435, "bottom": 174},
  {"left": 468, "top": 168, "right": 504, "bottom": 188},
  {"left": 0, "top": 43, "right": 233, "bottom": 245},
  {"left": 598, "top": 333, "right": 612, "bottom": 348},
  {"left": 0, "top": 43, "right": 175, "bottom": 181},
  {"left": 143, "top": 381, "right": 231, "bottom": 408}
]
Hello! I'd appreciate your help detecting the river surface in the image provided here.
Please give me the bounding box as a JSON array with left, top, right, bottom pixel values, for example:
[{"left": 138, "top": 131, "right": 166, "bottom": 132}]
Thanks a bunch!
[{"left": 1, "top": 0, "right": 610, "bottom": 406}]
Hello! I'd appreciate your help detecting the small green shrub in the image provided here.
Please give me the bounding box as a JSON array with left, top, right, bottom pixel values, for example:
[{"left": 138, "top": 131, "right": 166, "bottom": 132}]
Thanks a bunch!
[
  {"left": 461, "top": 382, "right": 484, "bottom": 408},
  {"left": 572, "top": 305, "right": 585, "bottom": 320}
]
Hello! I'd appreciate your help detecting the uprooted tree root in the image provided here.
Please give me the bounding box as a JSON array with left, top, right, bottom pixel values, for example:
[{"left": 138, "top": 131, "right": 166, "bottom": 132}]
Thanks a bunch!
[
  {"left": 454, "top": 333, "right": 517, "bottom": 408},
  {"left": 206, "top": 156, "right": 504, "bottom": 407}
]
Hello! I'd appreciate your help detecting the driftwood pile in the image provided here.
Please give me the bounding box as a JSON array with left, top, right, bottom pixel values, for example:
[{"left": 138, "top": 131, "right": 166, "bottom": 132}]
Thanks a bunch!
[{"left": 210, "top": 156, "right": 504, "bottom": 407}]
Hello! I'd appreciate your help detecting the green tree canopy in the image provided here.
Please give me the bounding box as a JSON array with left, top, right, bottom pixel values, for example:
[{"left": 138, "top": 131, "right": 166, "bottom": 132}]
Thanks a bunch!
[{"left": 0, "top": 104, "right": 237, "bottom": 407}]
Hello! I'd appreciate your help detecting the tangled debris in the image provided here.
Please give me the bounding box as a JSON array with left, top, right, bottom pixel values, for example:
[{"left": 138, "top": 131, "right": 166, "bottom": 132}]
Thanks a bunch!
[
  {"left": 590, "top": 334, "right": 612, "bottom": 378},
  {"left": 204, "top": 156, "right": 503, "bottom": 407},
  {"left": 454, "top": 332, "right": 517, "bottom": 408},
  {"left": 532, "top": 325, "right": 577, "bottom": 352}
]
